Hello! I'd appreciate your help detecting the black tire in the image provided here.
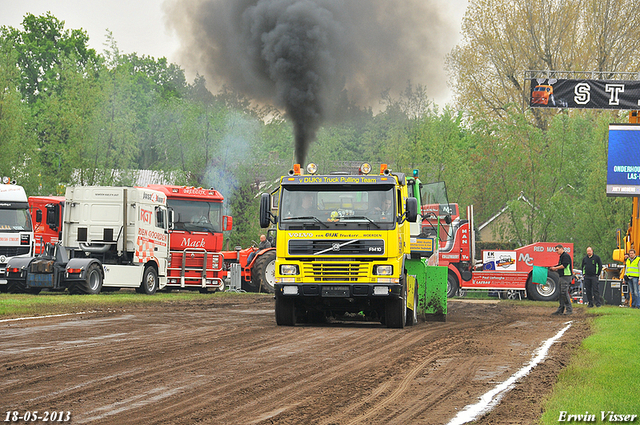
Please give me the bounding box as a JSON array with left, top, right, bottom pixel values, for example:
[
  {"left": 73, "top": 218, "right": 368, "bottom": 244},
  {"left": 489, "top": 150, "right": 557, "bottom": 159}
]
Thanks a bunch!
[
  {"left": 252, "top": 250, "right": 276, "bottom": 293},
  {"left": 68, "top": 263, "right": 103, "bottom": 295},
  {"left": 275, "top": 296, "right": 296, "bottom": 326},
  {"left": 140, "top": 265, "right": 158, "bottom": 295},
  {"left": 406, "top": 279, "right": 419, "bottom": 326},
  {"left": 526, "top": 270, "right": 560, "bottom": 301},
  {"left": 7, "top": 279, "right": 28, "bottom": 294},
  {"left": 84, "top": 264, "right": 103, "bottom": 294},
  {"left": 386, "top": 278, "right": 406, "bottom": 329},
  {"left": 447, "top": 272, "right": 459, "bottom": 298}
]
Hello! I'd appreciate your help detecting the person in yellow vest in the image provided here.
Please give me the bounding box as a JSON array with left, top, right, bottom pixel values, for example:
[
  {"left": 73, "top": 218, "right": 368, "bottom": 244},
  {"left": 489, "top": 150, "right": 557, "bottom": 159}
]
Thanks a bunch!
[
  {"left": 550, "top": 244, "right": 573, "bottom": 315},
  {"left": 625, "top": 249, "right": 640, "bottom": 308}
]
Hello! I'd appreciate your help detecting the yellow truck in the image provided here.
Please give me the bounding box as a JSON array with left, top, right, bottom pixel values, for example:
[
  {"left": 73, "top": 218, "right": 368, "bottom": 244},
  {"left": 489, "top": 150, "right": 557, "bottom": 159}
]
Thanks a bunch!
[{"left": 259, "top": 163, "right": 447, "bottom": 328}]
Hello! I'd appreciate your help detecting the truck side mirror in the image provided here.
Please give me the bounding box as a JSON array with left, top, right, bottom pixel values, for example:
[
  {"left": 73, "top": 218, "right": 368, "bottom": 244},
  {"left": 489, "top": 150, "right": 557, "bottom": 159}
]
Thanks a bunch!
[
  {"left": 36, "top": 209, "right": 42, "bottom": 223},
  {"left": 259, "top": 193, "right": 272, "bottom": 228},
  {"left": 406, "top": 197, "right": 418, "bottom": 223},
  {"left": 168, "top": 210, "right": 175, "bottom": 230},
  {"left": 46, "top": 205, "right": 59, "bottom": 231},
  {"left": 223, "top": 215, "right": 233, "bottom": 231}
]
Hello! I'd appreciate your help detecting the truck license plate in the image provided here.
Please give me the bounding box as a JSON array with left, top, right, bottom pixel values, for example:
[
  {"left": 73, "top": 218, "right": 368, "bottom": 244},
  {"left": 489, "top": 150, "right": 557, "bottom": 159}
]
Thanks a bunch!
[
  {"left": 27, "top": 273, "right": 54, "bottom": 288},
  {"left": 321, "top": 285, "right": 350, "bottom": 297}
]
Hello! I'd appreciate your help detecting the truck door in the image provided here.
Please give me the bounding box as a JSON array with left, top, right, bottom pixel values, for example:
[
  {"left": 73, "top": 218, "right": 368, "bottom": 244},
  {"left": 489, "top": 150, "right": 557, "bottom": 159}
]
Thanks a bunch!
[{"left": 154, "top": 206, "right": 169, "bottom": 272}]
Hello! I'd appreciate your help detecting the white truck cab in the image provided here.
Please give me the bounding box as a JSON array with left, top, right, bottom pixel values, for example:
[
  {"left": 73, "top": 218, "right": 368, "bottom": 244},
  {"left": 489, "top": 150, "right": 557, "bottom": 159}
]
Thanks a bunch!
[{"left": 0, "top": 179, "right": 33, "bottom": 290}]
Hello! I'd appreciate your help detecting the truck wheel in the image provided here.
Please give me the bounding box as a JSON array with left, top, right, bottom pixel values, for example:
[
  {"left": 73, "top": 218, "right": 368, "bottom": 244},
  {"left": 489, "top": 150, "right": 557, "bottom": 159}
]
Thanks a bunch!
[
  {"left": 406, "top": 280, "right": 419, "bottom": 326},
  {"left": 84, "top": 264, "right": 103, "bottom": 294},
  {"left": 252, "top": 250, "right": 276, "bottom": 293},
  {"left": 447, "top": 273, "right": 459, "bottom": 298},
  {"left": 385, "top": 279, "right": 406, "bottom": 329},
  {"left": 526, "top": 270, "right": 559, "bottom": 301},
  {"left": 275, "top": 296, "right": 296, "bottom": 326},
  {"left": 140, "top": 266, "right": 158, "bottom": 295},
  {"left": 68, "top": 264, "right": 103, "bottom": 295}
]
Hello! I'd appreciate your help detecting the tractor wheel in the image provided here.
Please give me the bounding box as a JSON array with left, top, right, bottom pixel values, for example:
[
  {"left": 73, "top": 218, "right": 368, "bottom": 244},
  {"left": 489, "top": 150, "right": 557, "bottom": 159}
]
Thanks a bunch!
[
  {"left": 252, "top": 250, "right": 276, "bottom": 293},
  {"left": 275, "top": 296, "right": 296, "bottom": 326},
  {"left": 526, "top": 270, "right": 560, "bottom": 301},
  {"left": 140, "top": 265, "right": 158, "bottom": 295},
  {"left": 447, "top": 273, "right": 459, "bottom": 298}
]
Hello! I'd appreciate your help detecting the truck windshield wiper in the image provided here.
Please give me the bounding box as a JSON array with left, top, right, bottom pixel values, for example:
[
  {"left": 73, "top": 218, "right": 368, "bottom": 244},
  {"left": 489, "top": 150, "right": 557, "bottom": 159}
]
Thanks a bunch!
[
  {"left": 282, "top": 216, "right": 329, "bottom": 228},
  {"left": 339, "top": 216, "right": 380, "bottom": 228}
]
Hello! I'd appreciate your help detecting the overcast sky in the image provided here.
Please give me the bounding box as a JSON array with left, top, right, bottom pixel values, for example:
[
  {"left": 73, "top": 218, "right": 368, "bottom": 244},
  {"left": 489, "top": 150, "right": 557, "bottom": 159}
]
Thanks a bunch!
[{"left": 0, "top": 0, "right": 468, "bottom": 106}]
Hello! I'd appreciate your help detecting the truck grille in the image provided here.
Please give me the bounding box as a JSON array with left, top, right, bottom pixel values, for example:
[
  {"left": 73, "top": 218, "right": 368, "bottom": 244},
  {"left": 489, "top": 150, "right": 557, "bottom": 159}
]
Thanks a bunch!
[
  {"left": 289, "top": 239, "right": 384, "bottom": 256},
  {"left": 302, "top": 263, "right": 368, "bottom": 282},
  {"left": 0, "top": 246, "right": 30, "bottom": 257}
]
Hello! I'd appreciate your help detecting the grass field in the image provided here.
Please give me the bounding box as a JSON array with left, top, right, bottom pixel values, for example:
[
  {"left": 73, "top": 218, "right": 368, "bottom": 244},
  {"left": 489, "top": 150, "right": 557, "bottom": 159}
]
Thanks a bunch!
[
  {"left": 541, "top": 306, "right": 640, "bottom": 424},
  {"left": 0, "top": 290, "right": 257, "bottom": 319}
]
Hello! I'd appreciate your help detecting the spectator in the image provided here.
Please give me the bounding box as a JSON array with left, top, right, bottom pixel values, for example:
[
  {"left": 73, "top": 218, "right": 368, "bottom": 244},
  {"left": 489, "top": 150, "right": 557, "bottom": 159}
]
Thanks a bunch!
[
  {"left": 550, "top": 244, "right": 573, "bottom": 316},
  {"left": 625, "top": 249, "right": 640, "bottom": 309},
  {"left": 581, "top": 247, "right": 603, "bottom": 307}
]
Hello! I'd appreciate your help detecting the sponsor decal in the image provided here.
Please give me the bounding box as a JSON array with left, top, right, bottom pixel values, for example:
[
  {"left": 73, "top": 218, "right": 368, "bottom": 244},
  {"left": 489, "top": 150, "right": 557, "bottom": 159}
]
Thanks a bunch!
[
  {"left": 181, "top": 237, "right": 206, "bottom": 248},
  {"left": 142, "top": 192, "right": 165, "bottom": 204},
  {"left": 140, "top": 208, "right": 153, "bottom": 223},
  {"left": 293, "top": 176, "right": 383, "bottom": 184},
  {"left": 138, "top": 227, "right": 167, "bottom": 245}
]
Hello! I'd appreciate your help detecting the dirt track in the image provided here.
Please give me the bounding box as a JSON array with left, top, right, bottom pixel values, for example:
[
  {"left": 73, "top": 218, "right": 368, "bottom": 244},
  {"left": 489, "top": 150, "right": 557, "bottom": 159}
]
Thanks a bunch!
[{"left": 0, "top": 295, "right": 588, "bottom": 425}]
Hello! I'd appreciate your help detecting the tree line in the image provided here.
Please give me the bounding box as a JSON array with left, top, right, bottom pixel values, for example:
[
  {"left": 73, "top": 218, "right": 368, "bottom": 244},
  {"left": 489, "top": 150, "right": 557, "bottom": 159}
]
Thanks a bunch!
[{"left": 0, "top": 8, "right": 635, "bottom": 259}]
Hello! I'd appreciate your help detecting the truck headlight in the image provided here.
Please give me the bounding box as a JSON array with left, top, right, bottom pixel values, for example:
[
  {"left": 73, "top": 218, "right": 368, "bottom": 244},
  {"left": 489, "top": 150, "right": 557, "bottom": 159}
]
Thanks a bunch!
[
  {"left": 306, "top": 163, "right": 318, "bottom": 175},
  {"left": 280, "top": 264, "right": 299, "bottom": 275},
  {"left": 375, "top": 265, "right": 393, "bottom": 275}
]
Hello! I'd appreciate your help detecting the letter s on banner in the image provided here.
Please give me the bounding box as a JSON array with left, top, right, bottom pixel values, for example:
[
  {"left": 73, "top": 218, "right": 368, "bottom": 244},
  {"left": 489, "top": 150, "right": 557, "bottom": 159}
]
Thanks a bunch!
[{"left": 574, "top": 82, "right": 591, "bottom": 105}]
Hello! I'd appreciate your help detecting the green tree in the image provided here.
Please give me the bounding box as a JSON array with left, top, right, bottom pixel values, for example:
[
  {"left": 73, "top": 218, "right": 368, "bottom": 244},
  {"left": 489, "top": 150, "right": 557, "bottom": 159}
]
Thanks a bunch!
[
  {"left": 446, "top": 0, "right": 640, "bottom": 126},
  {"left": 1, "top": 12, "right": 98, "bottom": 104},
  {"left": 0, "top": 36, "right": 38, "bottom": 190}
]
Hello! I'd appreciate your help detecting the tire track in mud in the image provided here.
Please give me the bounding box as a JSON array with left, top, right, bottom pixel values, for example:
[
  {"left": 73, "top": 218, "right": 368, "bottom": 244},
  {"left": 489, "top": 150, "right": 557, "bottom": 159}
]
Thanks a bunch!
[
  {"left": 271, "top": 311, "right": 568, "bottom": 425},
  {"left": 101, "top": 325, "right": 430, "bottom": 424},
  {"left": 0, "top": 298, "right": 584, "bottom": 425},
  {"left": 0, "top": 309, "right": 277, "bottom": 413}
]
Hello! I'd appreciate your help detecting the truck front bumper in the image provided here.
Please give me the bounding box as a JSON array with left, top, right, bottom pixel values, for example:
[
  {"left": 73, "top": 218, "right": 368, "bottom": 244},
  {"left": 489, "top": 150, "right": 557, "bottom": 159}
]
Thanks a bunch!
[{"left": 275, "top": 283, "right": 403, "bottom": 299}]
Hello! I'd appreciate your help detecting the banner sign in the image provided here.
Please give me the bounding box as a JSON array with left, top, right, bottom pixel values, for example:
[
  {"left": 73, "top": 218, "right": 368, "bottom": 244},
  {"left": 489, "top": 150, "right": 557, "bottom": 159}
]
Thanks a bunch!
[
  {"left": 530, "top": 79, "right": 640, "bottom": 109},
  {"left": 607, "top": 124, "right": 640, "bottom": 196}
]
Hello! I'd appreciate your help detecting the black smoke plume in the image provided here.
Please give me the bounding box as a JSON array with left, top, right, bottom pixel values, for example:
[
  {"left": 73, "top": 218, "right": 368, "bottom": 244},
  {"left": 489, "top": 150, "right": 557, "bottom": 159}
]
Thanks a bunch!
[{"left": 165, "top": 0, "right": 454, "bottom": 164}]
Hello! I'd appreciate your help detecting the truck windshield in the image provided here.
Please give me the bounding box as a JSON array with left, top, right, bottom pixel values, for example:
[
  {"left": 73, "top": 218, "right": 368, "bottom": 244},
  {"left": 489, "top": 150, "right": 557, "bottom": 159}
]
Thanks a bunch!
[
  {"left": 279, "top": 186, "right": 396, "bottom": 229},
  {"left": 0, "top": 205, "right": 32, "bottom": 232},
  {"left": 168, "top": 199, "right": 222, "bottom": 233}
]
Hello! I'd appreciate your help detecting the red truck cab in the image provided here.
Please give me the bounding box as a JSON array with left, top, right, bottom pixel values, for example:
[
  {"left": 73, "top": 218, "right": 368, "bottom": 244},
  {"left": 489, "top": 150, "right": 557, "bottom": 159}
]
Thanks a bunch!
[{"left": 29, "top": 196, "right": 65, "bottom": 255}]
